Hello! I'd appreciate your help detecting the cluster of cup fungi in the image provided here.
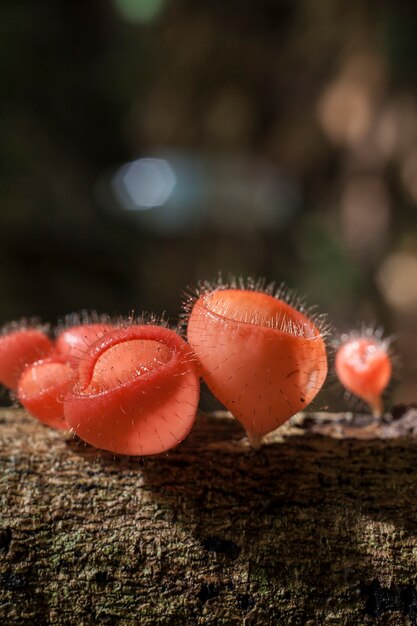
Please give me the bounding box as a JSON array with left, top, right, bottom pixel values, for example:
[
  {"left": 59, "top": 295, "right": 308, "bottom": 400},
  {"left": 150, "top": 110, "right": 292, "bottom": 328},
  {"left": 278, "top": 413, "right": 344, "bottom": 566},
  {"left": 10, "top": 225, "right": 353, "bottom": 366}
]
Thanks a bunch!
[{"left": 0, "top": 278, "right": 393, "bottom": 455}]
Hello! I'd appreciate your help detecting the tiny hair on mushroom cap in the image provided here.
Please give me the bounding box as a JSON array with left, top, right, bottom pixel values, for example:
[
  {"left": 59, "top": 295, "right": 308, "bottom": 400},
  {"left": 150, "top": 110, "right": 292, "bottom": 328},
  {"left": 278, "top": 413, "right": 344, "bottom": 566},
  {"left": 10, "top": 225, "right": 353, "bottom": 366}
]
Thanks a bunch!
[{"left": 183, "top": 276, "right": 329, "bottom": 449}]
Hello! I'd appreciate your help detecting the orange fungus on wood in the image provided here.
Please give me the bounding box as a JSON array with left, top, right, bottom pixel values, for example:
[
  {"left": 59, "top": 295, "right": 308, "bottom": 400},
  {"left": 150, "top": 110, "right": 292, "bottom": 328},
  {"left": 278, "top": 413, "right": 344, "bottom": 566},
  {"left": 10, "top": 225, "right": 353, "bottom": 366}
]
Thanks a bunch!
[
  {"left": 17, "top": 356, "right": 77, "bottom": 430},
  {"left": 335, "top": 336, "right": 392, "bottom": 416},
  {"left": 64, "top": 325, "right": 200, "bottom": 456},
  {"left": 186, "top": 285, "right": 328, "bottom": 447},
  {"left": 0, "top": 328, "right": 54, "bottom": 389}
]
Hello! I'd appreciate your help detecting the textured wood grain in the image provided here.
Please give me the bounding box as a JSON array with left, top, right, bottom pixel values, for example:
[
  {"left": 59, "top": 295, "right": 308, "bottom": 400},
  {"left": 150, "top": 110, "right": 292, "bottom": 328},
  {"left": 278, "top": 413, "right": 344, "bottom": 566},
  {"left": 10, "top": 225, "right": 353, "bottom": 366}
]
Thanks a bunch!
[{"left": 1, "top": 407, "right": 417, "bottom": 625}]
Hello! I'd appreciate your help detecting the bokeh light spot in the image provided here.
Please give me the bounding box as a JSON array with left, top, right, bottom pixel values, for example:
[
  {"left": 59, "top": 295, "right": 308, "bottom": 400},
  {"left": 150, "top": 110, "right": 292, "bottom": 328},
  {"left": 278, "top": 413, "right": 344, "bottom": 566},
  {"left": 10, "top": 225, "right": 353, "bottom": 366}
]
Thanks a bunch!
[
  {"left": 113, "top": 0, "right": 166, "bottom": 24},
  {"left": 113, "top": 158, "right": 176, "bottom": 210},
  {"left": 377, "top": 252, "right": 417, "bottom": 312}
]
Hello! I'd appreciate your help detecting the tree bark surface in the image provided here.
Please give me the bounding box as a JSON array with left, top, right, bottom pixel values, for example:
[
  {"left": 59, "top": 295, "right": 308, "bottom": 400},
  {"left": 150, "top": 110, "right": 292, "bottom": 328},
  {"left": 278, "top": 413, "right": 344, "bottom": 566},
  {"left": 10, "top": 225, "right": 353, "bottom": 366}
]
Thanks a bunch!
[{"left": 1, "top": 406, "right": 417, "bottom": 625}]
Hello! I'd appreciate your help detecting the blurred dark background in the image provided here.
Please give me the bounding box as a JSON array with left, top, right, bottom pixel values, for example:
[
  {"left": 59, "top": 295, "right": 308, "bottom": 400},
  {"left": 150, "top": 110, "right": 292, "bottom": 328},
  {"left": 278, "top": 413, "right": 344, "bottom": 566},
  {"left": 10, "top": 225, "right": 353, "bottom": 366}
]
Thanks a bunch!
[{"left": 1, "top": 0, "right": 416, "bottom": 405}]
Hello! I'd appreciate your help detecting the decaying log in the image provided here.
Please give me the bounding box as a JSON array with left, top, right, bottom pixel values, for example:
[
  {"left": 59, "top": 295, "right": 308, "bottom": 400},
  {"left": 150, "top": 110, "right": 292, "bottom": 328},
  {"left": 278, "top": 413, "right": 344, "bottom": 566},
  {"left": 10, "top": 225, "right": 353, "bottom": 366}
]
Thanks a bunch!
[{"left": 1, "top": 406, "right": 417, "bottom": 625}]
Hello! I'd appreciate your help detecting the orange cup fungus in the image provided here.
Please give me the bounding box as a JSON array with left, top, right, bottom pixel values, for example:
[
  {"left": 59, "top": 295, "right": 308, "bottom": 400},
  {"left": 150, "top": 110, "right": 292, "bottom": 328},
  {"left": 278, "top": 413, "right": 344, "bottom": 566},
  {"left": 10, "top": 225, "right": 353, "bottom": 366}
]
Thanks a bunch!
[
  {"left": 186, "top": 281, "right": 328, "bottom": 448},
  {"left": 0, "top": 326, "right": 54, "bottom": 389},
  {"left": 0, "top": 318, "right": 200, "bottom": 458},
  {"left": 64, "top": 324, "right": 200, "bottom": 455},
  {"left": 335, "top": 333, "right": 392, "bottom": 417},
  {"left": 17, "top": 356, "right": 77, "bottom": 430},
  {"left": 16, "top": 321, "right": 114, "bottom": 431}
]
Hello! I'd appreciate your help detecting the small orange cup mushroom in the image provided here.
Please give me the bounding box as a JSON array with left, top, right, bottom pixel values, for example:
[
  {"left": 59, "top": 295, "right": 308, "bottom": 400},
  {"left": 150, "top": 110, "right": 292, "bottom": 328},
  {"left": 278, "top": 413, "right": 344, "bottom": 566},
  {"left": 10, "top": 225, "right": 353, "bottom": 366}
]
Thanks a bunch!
[
  {"left": 0, "top": 326, "right": 54, "bottom": 389},
  {"left": 335, "top": 333, "right": 392, "bottom": 417}
]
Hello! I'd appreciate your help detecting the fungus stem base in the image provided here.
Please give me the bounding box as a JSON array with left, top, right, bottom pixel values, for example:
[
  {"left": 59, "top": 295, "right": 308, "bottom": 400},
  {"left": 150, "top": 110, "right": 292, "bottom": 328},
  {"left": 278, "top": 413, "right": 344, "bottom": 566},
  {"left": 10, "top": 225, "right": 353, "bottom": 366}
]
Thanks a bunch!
[{"left": 246, "top": 431, "right": 263, "bottom": 450}]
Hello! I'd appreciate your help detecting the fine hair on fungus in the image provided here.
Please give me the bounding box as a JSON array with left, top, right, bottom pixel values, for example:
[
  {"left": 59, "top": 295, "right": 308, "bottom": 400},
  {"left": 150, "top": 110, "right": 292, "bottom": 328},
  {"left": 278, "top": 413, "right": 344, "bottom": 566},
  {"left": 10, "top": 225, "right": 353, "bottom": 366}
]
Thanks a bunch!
[{"left": 184, "top": 277, "right": 329, "bottom": 448}]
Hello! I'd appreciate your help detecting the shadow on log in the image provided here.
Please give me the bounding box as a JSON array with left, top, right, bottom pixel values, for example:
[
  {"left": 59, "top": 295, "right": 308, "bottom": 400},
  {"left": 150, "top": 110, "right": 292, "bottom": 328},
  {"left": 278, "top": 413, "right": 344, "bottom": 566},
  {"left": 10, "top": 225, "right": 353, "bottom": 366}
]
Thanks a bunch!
[{"left": 1, "top": 407, "right": 417, "bottom": 624}]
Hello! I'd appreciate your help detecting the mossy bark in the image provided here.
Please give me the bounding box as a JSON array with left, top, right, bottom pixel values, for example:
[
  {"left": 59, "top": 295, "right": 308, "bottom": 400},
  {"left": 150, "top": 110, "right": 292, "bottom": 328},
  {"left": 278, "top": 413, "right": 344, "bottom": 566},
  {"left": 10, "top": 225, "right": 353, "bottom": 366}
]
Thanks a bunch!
[{"left": 1, "top": 407, "right": 417, "bottom": 625}]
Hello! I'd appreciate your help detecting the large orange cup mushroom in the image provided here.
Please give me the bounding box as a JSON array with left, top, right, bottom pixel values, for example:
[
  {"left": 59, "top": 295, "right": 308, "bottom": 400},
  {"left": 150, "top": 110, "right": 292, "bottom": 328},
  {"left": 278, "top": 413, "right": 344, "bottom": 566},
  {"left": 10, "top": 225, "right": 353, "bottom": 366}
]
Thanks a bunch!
[{"left": 186, "top": 286, "right": 328, "bottom": 448}]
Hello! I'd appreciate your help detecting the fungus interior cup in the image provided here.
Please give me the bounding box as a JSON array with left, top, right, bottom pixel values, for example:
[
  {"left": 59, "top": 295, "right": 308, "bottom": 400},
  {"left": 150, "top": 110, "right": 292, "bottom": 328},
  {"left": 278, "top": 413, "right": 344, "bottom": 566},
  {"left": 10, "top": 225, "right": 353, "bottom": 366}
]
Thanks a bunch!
[
  {"left": 335, "top": 336, "right": 392, "bottom": 416},
  {"left": 64, "top": 325, "right": 200, "bottom": 456},
  {"left": 17, "top": 356, "right": 77, "bottom": 430},
  {"left": 187, "top": 287, "right": 328, "bottom": 448},
  {"left": 0, "top": 328, "right": 54, "bottom": 389}
]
